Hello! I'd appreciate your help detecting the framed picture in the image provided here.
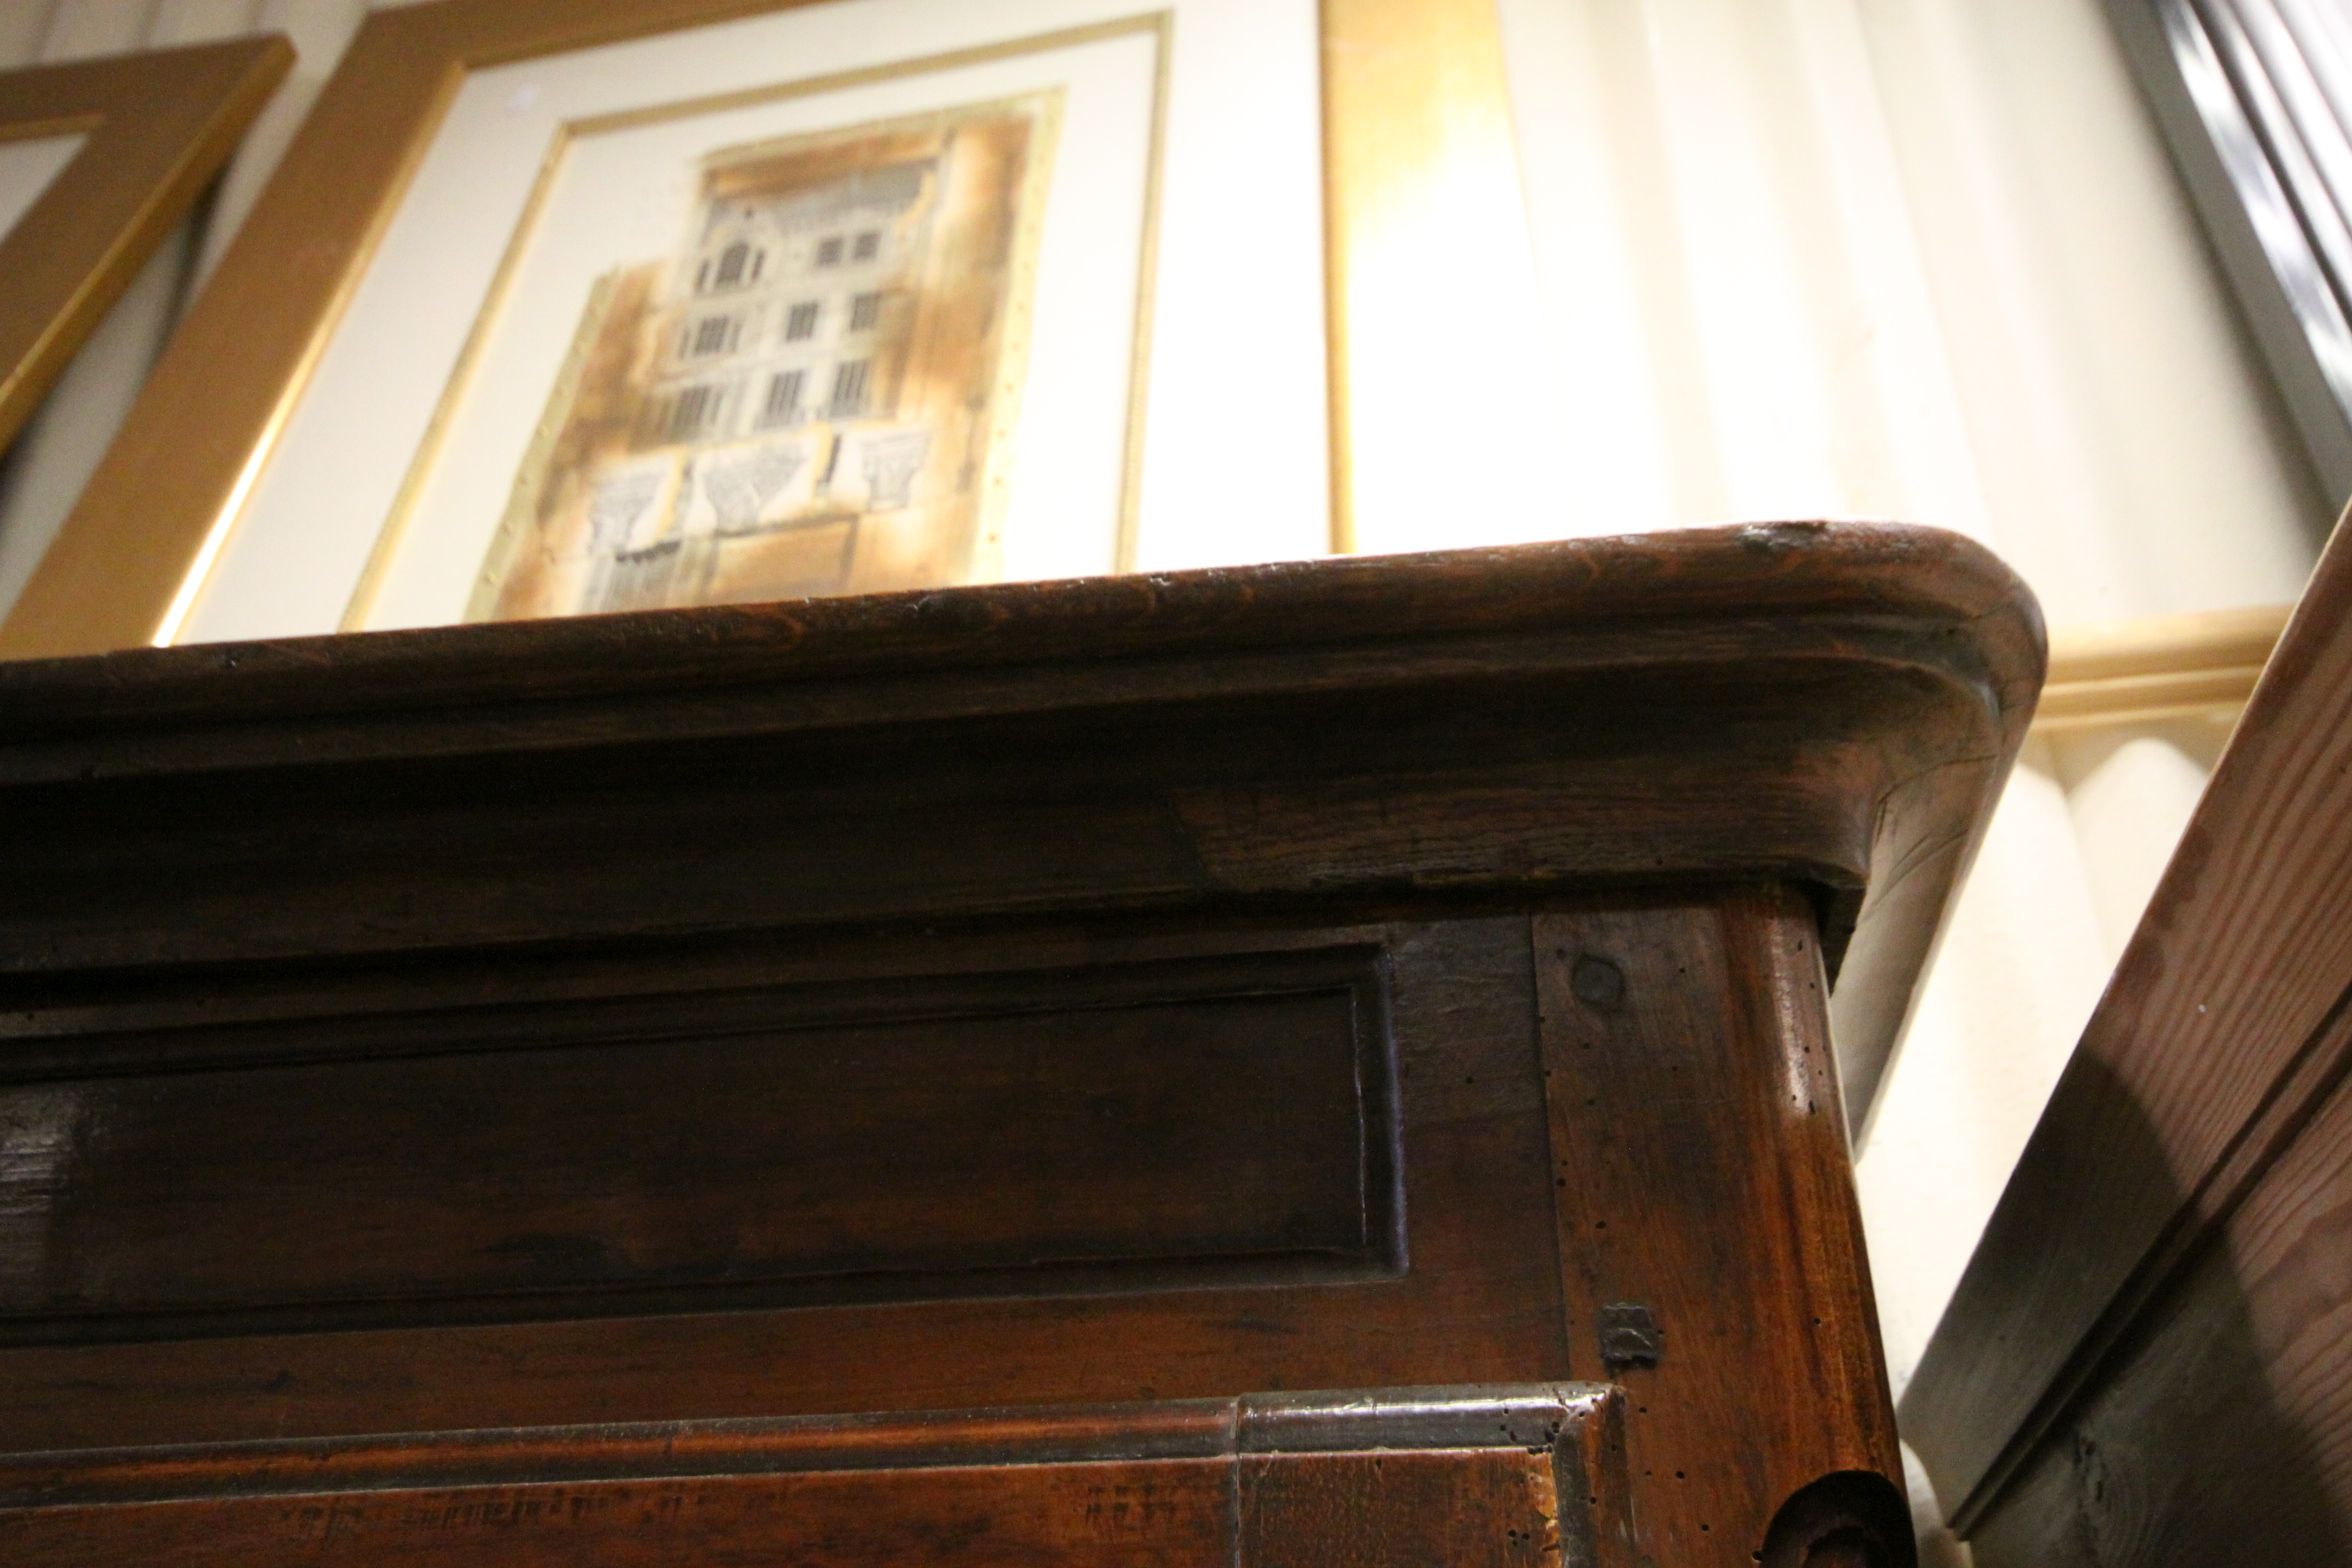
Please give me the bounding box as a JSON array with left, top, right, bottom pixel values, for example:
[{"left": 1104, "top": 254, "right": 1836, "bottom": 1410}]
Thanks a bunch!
[
  {"left": 0, "top": 35, "right": 289, "bottom": 456},
  {"left": 0, "top": 0, "right": 1544, "bottom": 656}
]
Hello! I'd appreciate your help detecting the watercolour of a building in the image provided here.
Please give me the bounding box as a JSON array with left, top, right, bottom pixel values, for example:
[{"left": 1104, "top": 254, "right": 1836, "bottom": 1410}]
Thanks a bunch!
[{"left": 470, "top": 96, "right": 1054, "bottom": 623}]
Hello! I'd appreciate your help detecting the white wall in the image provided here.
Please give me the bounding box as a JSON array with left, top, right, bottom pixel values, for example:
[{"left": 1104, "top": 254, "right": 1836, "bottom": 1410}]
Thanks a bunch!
[
  {"left": 1489, "top": 0, "right": 2330, "bottom": 1404},
  {"left": 0, "top": 0, "right": 2331, "bottom": 1435}
]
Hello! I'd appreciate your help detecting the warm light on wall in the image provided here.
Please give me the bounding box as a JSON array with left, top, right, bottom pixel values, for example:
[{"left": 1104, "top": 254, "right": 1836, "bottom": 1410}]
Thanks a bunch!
[{"left": 1323, "top": 0, "right": 1567, "bottom": 556}]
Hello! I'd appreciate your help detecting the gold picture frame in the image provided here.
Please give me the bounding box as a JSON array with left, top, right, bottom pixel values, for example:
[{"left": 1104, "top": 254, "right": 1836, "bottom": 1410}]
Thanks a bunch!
[
  {"left": 346, "top": 21, "right": 1136, "bottom": 634},
  {"left": 0, "top": 0, "right": 1536, "bottom": 657},
  {"left": 0, "top": 34, "right": 289, "bottom": 458}
]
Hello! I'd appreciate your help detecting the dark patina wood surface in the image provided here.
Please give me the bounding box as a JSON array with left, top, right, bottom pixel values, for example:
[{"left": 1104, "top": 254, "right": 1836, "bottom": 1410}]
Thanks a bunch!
[
  {"left": 0, "top": 1385, "right": 1635, "bottom": 1568},
  {"left": 0, "top": 523, "right": 2040, "bottom": 1568},
  {"left": 0, "top": 521, "right": 2039, "bottom": 1113},
  {"left": 1906, "top": 509, "right": 2352, "bottom": 1563}
]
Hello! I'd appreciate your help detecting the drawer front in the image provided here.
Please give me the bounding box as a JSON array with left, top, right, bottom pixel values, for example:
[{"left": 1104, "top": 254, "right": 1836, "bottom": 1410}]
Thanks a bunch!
[
  {"left": 0, "top": 948, "right": 1399, "bottom": 1339},
  {"left": 0, "top": 1387, "right": 1629, "bottom": 1568},
  {"left": 0, "top": 916, "right": 1573, "bottom": 1455}
]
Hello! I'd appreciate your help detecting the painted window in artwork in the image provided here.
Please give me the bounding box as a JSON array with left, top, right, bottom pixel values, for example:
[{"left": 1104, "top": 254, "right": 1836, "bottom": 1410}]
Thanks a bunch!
[
  {"left": 831, "top": 358, "right": 871, "bottom": 415},
  {"left": 469, "top": 93, "right": 1058, "bottom": 623},
  {"left": 668, "top": 384, "right": 717, "bottom": 438},
  {"left": 763, "top": 368, "right": 805, "bottom": 425}
]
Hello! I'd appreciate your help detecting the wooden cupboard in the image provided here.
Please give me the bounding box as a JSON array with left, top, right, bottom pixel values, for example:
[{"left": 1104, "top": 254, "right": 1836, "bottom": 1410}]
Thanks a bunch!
[{"left": 0, "top": 523, "right": 2041, "bottom": 1567}]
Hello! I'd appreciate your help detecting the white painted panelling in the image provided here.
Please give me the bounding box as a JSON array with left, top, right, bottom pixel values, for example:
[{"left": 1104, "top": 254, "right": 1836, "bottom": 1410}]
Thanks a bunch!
[
  {"left": 1496, "top": 0, "right": 2331, "bottom": 1403},
  {"left": 0, "top": 6, "right": 59, "bottom": 66},
  {"left": 149, "top": 0, "right": 265, "bottom": 47},
  {"left": 1495, "top": 0, "right": 2328, "bottom": 603},
  {"left": 1856, "top": 751, "right": 2112, "bottom": 1395},
  {"left": 38, "top": 1, "right": 159, "bottom": 61},
  {"left": 1859, "top": 0, "right": 2327, "bottom": 621},
  {"left": 2049, "top": 717, "right": 2236, "bottom": 953}
]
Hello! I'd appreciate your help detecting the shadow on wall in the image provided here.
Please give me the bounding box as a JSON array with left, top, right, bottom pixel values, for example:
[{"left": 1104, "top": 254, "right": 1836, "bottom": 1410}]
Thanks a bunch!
[{"left": 1921, "top": 1053, "right": 2351, "bottom": 1566}]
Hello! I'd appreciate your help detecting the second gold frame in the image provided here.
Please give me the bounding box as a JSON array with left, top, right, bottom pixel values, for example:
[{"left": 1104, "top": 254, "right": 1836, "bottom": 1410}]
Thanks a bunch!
[{"left": 0, "top": 35, "right": 289, "bottom": 457}]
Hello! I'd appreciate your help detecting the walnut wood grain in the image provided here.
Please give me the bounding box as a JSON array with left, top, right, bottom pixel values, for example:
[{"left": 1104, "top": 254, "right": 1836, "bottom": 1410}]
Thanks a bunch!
[
  {"left": 0, "top": 948, "right": 1399, "bottom": 1339},
  {"left": 0, "top": 916, "right": 1567, "bottom": 1451},
  {"left": 1904, "top": 504, "right": 2352, "bottom": 1559},
  {"left": 0, "top": 529, "right": 2036, "bottom": 1568},
  {"left": 1965, "top": 1050, "right": 2352, "bottom": 1566},
  {"left": 0, "top": 1385, "right": 1634, "bottom": 1568},
  {"left": 1534, "top": 889, "right": 1908, "bottom": 1568},
  {"left": 0, "top": 523, "right": 2040, "bottom": 1124}
]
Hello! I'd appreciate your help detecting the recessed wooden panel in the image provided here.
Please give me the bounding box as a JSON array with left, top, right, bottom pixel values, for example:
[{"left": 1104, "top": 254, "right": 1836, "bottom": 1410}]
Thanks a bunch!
[
  {"left": 0, "top": 950, "right": 1398, "bottom": 1340},
  {"left": 0, "top": 916, "right": 1569, "bottom": 1454}
]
